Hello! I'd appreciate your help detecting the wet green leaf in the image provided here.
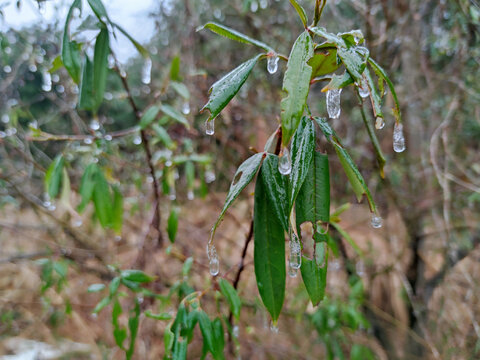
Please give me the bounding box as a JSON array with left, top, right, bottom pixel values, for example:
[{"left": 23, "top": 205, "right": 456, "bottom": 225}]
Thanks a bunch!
[
  {"left": 45, "top": 155, "right": 64, "bottom": 199},
  {"left": 218, "top": 278, "right": 241, "bottom": 321},
  {"left": 309, "top": 47, "right": 340, "bottom": 79},
  {"left": 289, "top": 0, "right": 308, "bottom": 27},
  {"left": 92, "top": 169, "right": 112, "bottom": 228},
  {"left": 364, "top": 67, "right": 383, "bottom": 119},
  {"left": 170, "top": 55, "right": 181, "bottom": 81},
  {"left": 160, "top": 104, "right": 189, "bottom": 128},
  {"left": 78, "top": 163, "right": 97, "bottom": 213},
  {"left": 139, "top": 105, "right": 160, "bottom": 129},
  {"left": 300, "top": 255, "right": 328, "bottom": 306},
  {"left": 321, "top": 71, "right": 354, "bottom": 92},
  {"left": 310, "top": 27, "right": 345, "bottom": 47},
  {"left": 337, "top": 46, "right": 367, "bottom": 80},
  {"left": 126, "top": 299, "right": 140, "bottom": 360},
  {"left": 78, "top": 55, "right": 95, "bottom": 111},
  {"left": 61, "top": 0, "right": 82, "bottom": 83},
  {"left": 93, "top": 27, "right": 109, "bottom": 110},
  {"left": 170, "top": 81, "right": 189, "bottom": 99},
  {"left": 87, "top": 0, "right": 108, "bottom": 20}
]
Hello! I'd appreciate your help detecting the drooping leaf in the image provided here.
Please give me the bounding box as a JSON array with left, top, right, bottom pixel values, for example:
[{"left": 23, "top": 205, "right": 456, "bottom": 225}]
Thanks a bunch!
[
  {"left": 198, "top": 312, "right": 215, "bottom": 356},
  {"left": 93, "top": 27, "right": 109, "bottom": 110},
  {"left": 364, "top": 67, "right": 383, "bottom": 119},
  {"left": 111, "top": 186, "right": 123, "bottom": 234},
  {"left": 45, "top": 155, "right": 64, "bottom": 199},
  {"left": 160, "top": 104, "right": 189, "bottom": 128},
  {"left": 309, "top": 47, "right": 340, "bottom": 79},
  {"left": 126, "top": 299, "right": 140, "bottom": 360},
  {"left": 211, "top": 318, "right": 225, "bottom": 359},
  {"left": 109, "top": 276, "right": 121, "bottom": 296},
  {"left": 289, "top": 116, "right": 315, "bottom": 211},
  {"left": 254, "top": 170, "right": 286, "bottom": 322},
  {"left": 314, "top": 117, "right": 376, "bottom": 212},
  {"left": 139, "top": 105, "right": 160, "bottom": 129},
  {"left": 199, "top": 22, "right": 273, "bottom": 52},
  {"left": 330, "top": 222, "right": 363, "bottom": 256},
  {"left": 92, "top": 168, "right": 112, "bottom": 228},
  {"left": 170, "top": 81, "right": 189, "bottom": 99},
  {"left": 337, "top": 46, "right": 368, "bottom": 81},
  {"left": 112, "top": 300, "right": 126, "bottom": 349},
  {"left": 280, "top": 32, "right": 314, "bottom": 146},
  {"left": 78, "top": 163, "right": 98, "bottom": 212},
  {"left": 261, "top": 154, "right": 289, "bottom": 231},
  {"left": 295, "top": 152, "right": 330, "bottom": 229},
  {"left": 202, "top": 54, "right": 262, "bottom": 121},
  {"left": 121, "top": 269, "right": 154, "bottom": 283},
  {"left": 359, "top": 99, "right": 386, "bottom": 177},
  {"left": 321, "top": 71, "right": 354, "bottom": 92},
  {"left": 152, "top": 124, "right": 174, "bottom": 149},
  {"left": 289, "top": 0, "right": 308, "bottom": 27},
  {"left": 111, "top": 22, "right": 149, "bottom": 58},
  {"left": 145, "top": 311, "right": 173, "bottom": 321},
  {"left": 87, "top": 0, "right": 108, "bottom": 20},
  {"left": 310, "top": 27, "right": 346, "bottom": 47},
  {"left": 300, "top": 255, "right": 328, "bottom": 306},
  {"left": 92, "top": 296, "right": 111, "bottom": 314},
  {"left": 167, "top": 206, "right": 179, "bottom": 243},
  {"left": 218, "top": 278, "right": 242, "bottom": 321},
  {"left": 78, "top": 55, "right": 95, "bottom": 111},
  {"left": 61, "top": 0, "right": 82, "bottom": 83}
]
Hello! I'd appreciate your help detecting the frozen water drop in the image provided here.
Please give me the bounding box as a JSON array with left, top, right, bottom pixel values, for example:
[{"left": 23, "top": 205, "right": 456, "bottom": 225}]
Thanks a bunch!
[
  {"left": 371, "top": 214, "right": 383, "bottom": 229},
  {"left": 356, "top": 261, "right": 365, "bottom": 277},
  {"left": 278, "top": 148, "right": 291, "bottom": 175},
  {"left": 207, "top": 243, "right": 220, "bottom": 276},
  {"left": 326, "top": 89, "right": 342, "bottom": 119},
  {"left": 0, "top": 131, "right": 6, "bottom": 138},
  {"left": 3, "top": 65, "right": 12, "bottom": 74},
  {"left": 72, "top": 7, "right": 80, "bottom": 18},
  {"left": 133, "top": 135, "right": 142, "bottom": 145},
  {"left": 141, "top": 58, "right": 152, "bottom": 85},
  {"left": 288, "top": 262, "right": 298, "bottom": 278},
  {"left": 375, "top": 117, "right": 385, "bottom": 130},
  {"left": 250, "top": 1, "right": 258, "bottom": 12},
  {"left": 1, "top": 115, "right": 10, "bottom": 124},
  {"left": 289, "top": 230, "right": 302, "bottom": 270},
  {"left": 5, "top": 128, "right": 16, "bottom": 137},
  {"left": 233, "top": 325, "right": 239, "bottom": 338},
  {"left": 269, "top": 322, "right": 279, "bottom": 334},
  {"left": 104, "top": 134, "right": 112, "bottom": 141},
  {"left": 168, "top": 186, "right": 176, "bottom": 201},
  {"left": 358, "top": 78, "right": 369, "bottom": 98},
  {"left": 181, "top": 102, "right": 190, "bottom": 115},
  {"left": 84, "top": 137, "right": 93, "bottom": 145},
  {"left": 187, "top": 190, "right": 194, "bottom": 200},
  {"left": 205, "top": 170, "right": 216, "bottom": 183},
  {"left": 73, "top": 219, "right": 83, "bottom": 227},
  {"left": 393, "top": 122, "right": 406, "bottom": 153},
  {"left": 267, "top": 55, "right": 279, "bottom": 74},
  {"left": 41, "top": 71, "right": 52, "bottom": 91},
  {"left": 89, "top": 119, "right": 100, "bottom": 131},
  {"left": 29, "top": 64, "right": 37, "bottom": 72},
  {"left": 205, "top": 119, "right": 215, "bottom": 136}
]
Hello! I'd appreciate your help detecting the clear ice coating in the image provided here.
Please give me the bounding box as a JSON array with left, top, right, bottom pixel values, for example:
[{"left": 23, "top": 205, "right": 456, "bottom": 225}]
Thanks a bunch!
[
  {"left": 278, "top": 147, "right": 292, "bottom": 175},
  {"left": 267, "top": 55, "right": 279, "bottom": 74},
  {"left": 371, "top": 214, "right": 383, "bottom": 229},
  {"left": 375, "top": 117, "right": 385, "bottom": 130},
  {"left": 326, "top": 89, "right": 342, "bottom": 119},
  {"left": 289, "top": 231, "right": 302, "bottom": 270},
  {"left": 141, "top": 58, "right": 152, "bottom": 84},
  {"left": 205, "top": 118, "right": 215, "bottom": 135},
  {"left": 358, "top": 78, "right": 370, "bottom": 98},
  {"left": 41, "top": 71, "right": 52, "bottom": 92},
  {"left": 206, "top": 242, "right": 220, "bottom": 276},
  {"left": 288, "top": 262, "right": 298, "bottom": 278},
  {"left": 393, "top": 122, "right": 406, "bottom": 153},
  {"left": 181, "top": 102, "right": 190, "bottom": 115}
]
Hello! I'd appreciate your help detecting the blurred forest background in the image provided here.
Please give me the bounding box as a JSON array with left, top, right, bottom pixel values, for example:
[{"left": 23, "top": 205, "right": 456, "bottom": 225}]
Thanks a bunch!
[{"left": 1, "top": 0, "right": 480, "bottom": 359}]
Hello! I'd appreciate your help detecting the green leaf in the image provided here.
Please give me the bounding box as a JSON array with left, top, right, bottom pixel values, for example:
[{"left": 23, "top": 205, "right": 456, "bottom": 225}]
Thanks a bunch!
[
  {"left": 109, "top": 276, "right": 121, "bottom": 296},
  {"left": 364, "top": 67, "right": 383, "bottom": 119},
  {"left": 261, "top": 154, "right": 289, "bottom": 231},
  {"left": 198, "top": 312, "right": 215, "bottom": 355},
  {"left": 182, "top": 257, "right": 194, "bottom": 277},
  {"left": 92, "top": 169, "right": 113, "bottom": 228},
  {"left": 167, "top": 206, "right": 179, "bottom": 243},
  {"left": 330, "top": 221, "right": 363, "bottom": 255},
  {"left": 254, "top": 170, "right": 286, "bottom": 322},
  {"left": 126, "top": 299, "right": 140, "bottom": 360},
  {"left": 112, "top": 300, "right": 126, "bottom": 349},
  {"left": 87, "top": 283, "right": 105, "bottom": 292},
  {"left": 164, "top": 325, "right": 175, "bottom": 358},
  {"left": 87, "top": 0, "right": 108, "bottom": 20},
  {"left": 121, "top": 269, "right": 154, "bottom": 283},
  {"left": 295, "top": 152, "right": 330, "bottom": 229},
  {"left": 218, "top": 278, "right": 241, "bottom": 321},
  {"left": 310, "top": 27, "right": 345, "bottom": 47},
  {"left": 92, "top": 296, "right": 111, "bottom": 314},
  {"left": 78, "top": 55, "right": 96, "bottom": 111},
  {"left": 321, "top": 71, "right": 354, "bottom": 92},
  {"left": 309, "top": 47, "right": 340, "bottom": 79},
  {"left": 61, "top": 0, "right": 82, "bottom": 83},
  {"left": 78, "top": 163, "right": 98, "bottom": 212},
  {"left": 199, "top": 22, "right": 273, "bottom": 52},
  {"left": 281, "top": 32, "right": 314, "bottom": 146},
  {"left": 337, "top": 46, "right": 367, "bottom": 81},
  {"left": 145, "top": 310, "right": 173, "bottom": 321},
  {"left": 139, "top": 105, "right": 160, "bottom": 129},
  {"left": 111, "top": 22, "right": 149, "bottom": 58},
  {"left": 170, "top": 55, "right": 181, "bottom": 81},
  {"left": 314, "top": 117, "right": 376, "bottom": 212},
  {"left": 49, "top": 55, "right": 63, "bottom": 74},
  {"left": 212, "top": 152, "right": 265, "bottom": 234},
  {"left": 211, "top": 318, "right": 225, "bottom": 360},
  {"left": 45, "top": 155, "right": 64, "bottom": 199},
  {"left": 170, "top": 81, "right": 189, "bottom": 99},
  {"left": 201, "top": 54, "right": 262, "bottom": 122},
  {"left": 289, "top": 0, "right": 308, "bottom": 27},
  {"left": 160, "top": 104, "right": 189, "bottom": 128},
  {"left": 111, "top": 186, "right": 123, "bottom": 234},
  {"left": 289, "top": 116, "right": 315, "bottom": 210},
  {"left": 152, "top": 124, "right": 174, "bottom": 149},
  {"left": 93, "top": 27, "right": 109, "bottom": 110},
  {"left": 300, "top": 255, "right": 328, "bottom": 306}
]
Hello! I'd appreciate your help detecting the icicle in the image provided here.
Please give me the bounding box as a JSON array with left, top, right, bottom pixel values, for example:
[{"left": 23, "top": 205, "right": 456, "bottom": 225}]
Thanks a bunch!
[
  {"left": 358, "top": 78, "right": 369, "bottom": 98},
  {"left": 393, "top": 122, "right": 406, "bottom": 153},
  {"left": 206, "top": 235, "right": 219, "bottom": 276},
  {"left": 289, "top": 230, "right": 302, "bottom": 270},
  {"left": 205, "top": 118, "right": 215, "bottom": 136},
  {"left": 267, "top": 54, "right": 279, "bottom": 74},
  {"left": 288, "top": 262, "right": 298, "bottom": 278},
  {"left": 278, "top": 147, "right": 291, "bottom": 175},
  {"left": 41, "top": 71, "right": 52, "bottom": 91},
  {"left": 89, "top": 119, "right": 100, "bottom": 131},
  {"left": 141, "top": 58, "right": 152, "bottom": 84},
  {"left": 326, "top": 89, "right": 342, "bottom": 119},
  {"left": 233, "top": 325, "right": 239, "bottom": 338},
  {"left": 375, "top": 117, "right": 385, "bottom": 130},
  {"left": 181, "top": 101, "right": 190, "bottom": 115},
  {"left": 371, "top": 214, "right": 383, "bottom": 229}
]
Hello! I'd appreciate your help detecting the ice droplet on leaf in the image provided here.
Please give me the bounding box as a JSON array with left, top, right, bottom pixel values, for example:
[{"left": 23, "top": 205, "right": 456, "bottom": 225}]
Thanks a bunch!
[
  {"left": 289, "top": 230, "right": 302, "bottom": 270},
  {"left": 89, "top": 119, "right": 100, "bottom": 131},
  {"left": 41, "top": 71, "right": 52, "bottom": 91},
  {"left": 326, "top": 89, "right": 342, "bottom": 119},
  {"left": 375, "top": 117, "right": 385, "bottom": 130},
  {"left": 205, "top": 170, "right": 216, "bottom": 183},
  {"left": 206, "top": 242, "right": 219, "bottom": 276},
  {"left": 269, "top": 321, "right": 279, "bottom": 334},
  {"left": 133, "top": 135, "right": 142, "bottom": 145},
  {"left": 278, "top": 147, "right": 291, "bottom": 175},
  {"left": 181, "top": 102, "right": 190, "bottom": 115},
  {"left": 205, "top": 118, "right": 215, "bottom": 136},
  {"left": 393, "top": 122, "right": 406, "bottom": 153},
  {"left": 267, "top": 55, "right": 279, "bottom": 74},
  {"left": 358, "top": 78, "right": 369, "bottom": 98},
  {"left": 371, "top": 214, "right": 383, "bottom": 229},
  {"left": 141, "top": 58, "right": 152, "bottom": 84},
  {"left": 288, "top": 262, "right": 298, "bottom": 278}
]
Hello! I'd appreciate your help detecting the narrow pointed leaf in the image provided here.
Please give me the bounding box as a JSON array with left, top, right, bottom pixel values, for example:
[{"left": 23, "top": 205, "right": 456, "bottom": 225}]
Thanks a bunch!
[
  {"left": 211, "top": 318, "right": 225, "bottom": 359},
  {"left": 261, "top": 154, "right": 289, "bottom": 231},
  {"left": 78, "top": 163, "right": 98, "bottom": 212},
  {"left": 160, "top": 104, "right": 189, "bottom": 128},
  {"left": 289, "top": 0, "right": 308, "bottom": 27},
  {"left": 359, "top": 100, "right": 386, "bottom": 177},
  {"left": 152, "top": 124, "right": 174, "bottom": 149},
  {"left": 112, "top": 186, "right": 123, "bottom": 234},
  {"left": 202, "top": 54, "right": 262, "bottom": 121},
  {"left": 281, "top": 32, "right": 314, "bottom": 146},
  {"left": 198, "top": 312, "right": 215, "bottom": 354},
  {"left": 93, "top": 27, "right": 109, "bottom": 110},
  {"left": 364, "top": 67, "right": 383, "bottom": 119},
  {"left": 167, "top": 206, "right": 179, "bottom": 243},
  {"left": 310, "top": 27, "right": 346, "bottom": 47},
  {"left": 126, "top": 299, "right": 140, "bottom": 360},
  {"left": 300, "top": 255, "right": 328, "bottom": 306},
  {"left": 199, "top": 22, "right": 273, "bottom": 52},
  {"left": 87, "top": 0, "right": 108, "bottom": 20},
  {"left": 78, "top": 55, "right": 95, "bottom": 111},
  {"left": 61, "top": 0, "right": 82, "bottom": 83},
  {"left": 254, "top": 170, "right": 286, "bottom": 322},
  {"left": 139, "top": 105, "right": 160, "bottom": 129},
  {"left": 121, "top": 269, "right": 154, "bottom": 283},
  {"left": 45, "top": 155, "right": 64, "bottom": 199},
  {"left": 92, "top": 169, "right": 112, "bottom": 228},
  {"left": 218, "top": 278, "right": 242, "bottom": 322}
]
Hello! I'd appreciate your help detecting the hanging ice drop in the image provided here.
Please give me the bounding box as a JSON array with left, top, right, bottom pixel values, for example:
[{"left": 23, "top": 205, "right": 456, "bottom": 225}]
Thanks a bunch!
[
  {"left": 278, "top": 147, "right": 291, "bottom": 175},
  {"left": 267, "top": 55, "right": 279, "bottom": 74},
  {"left": 89, "top": 119, "right": 100, "bottom": 131},
  {"left": 289, "top": 231, "right": 302, "bottom": 270},
  {"left": 41, "top": 71, "right": 52, "bottom": 92},
  {"left": 141, "top": 58, "right": 152, "bottom": 85},
  {"left": 371, "top": 214, "right": 383, "bottom": 229},
  {"left": 393, "top": 122, "right": 406, "bottom": 153},
  {"left": 205, "top": 118, "right": 215, "bottom": 136},
  {"left": 358, "top": 78, "right": 370, "bottom": 98},
  {"left": 181, "top": 102, "right": 190, "bottom": 115},
  {"left": 326, "top": 89, "right": 342, "bottom": 119},
  {"left": 207, "top": 243, "right": 219, "bottom": 276},
  {"left": 288, "top": 262, "right": 298, "bottom": 278},
  {"left": 375, "top": 117, "right": 385, "bottom": 130}
]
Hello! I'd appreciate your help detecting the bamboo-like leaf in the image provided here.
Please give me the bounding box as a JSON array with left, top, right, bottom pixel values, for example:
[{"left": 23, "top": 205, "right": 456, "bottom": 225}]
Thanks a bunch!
[
  {"left": 254, "top": 170, "right": 286, "bottom": 322},
  {"left": 78, "top": 55, "right": 95, "bottom": 111},
  {"left": 139, "top": 105, "right": 160, "bottom": 129},
  {"left": 300, "top": 255, "right": 328, "bottom": 306},
  {"left": 359, "top": 99, "right": 386, "bottom": 177},
  {"left": 93, "top": 27, "right": 109, "bottom": 110},
  {"left": 78, "top": 163, "right": 97, "bottom": 212},
  {"left": 167, "top": 206, "right": 179, "bottom": 243},
  {"left": 199, "top": 22, "right": 273, "bottom": 52},
  {"left": 111, "top": 22, "right": 149, "bottom": 58},
  {"left": 160, "top": 104, "right": 189, "bottom": 128},
  {"left": 261, "top": 155, "right": 289, "bottom": 230},
  {"left": 281, "top": 32, "right": 314, "bottom": 146},
  {"left": 364, "top": 67, "right": 383, "bottom": 119},
  {"left": 218, "top": 279, "right": 242, "bottom": 322},
  {"left": 61, "top": 0, "right": 82, "bottom": 83},
  {"left": 45, "top": 155, "right": 64, "bottom": 199},
  {"left": 112, "top": 186, "right": 123, "bottom": 234},
  {"left": 87, "top": 0, "right": 108, "bottom": 20},
  {"left": 92, "top": 169, "right": 113, "bottom": 228},
  {"left": 202, "top": 54, "right": 262, "bottom": 122},
  {"left": 289, "top": 0, "right": 308, "bottom": 27}
]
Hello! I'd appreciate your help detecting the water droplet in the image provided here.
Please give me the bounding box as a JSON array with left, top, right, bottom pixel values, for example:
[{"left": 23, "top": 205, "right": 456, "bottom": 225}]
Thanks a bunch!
[
  {"left": 393, "top": 122, "right": 406, "bottom": 153},
  {"left": 205, "top": 170, "right": 216, "bottom": 183},
  {"left": 250, "top": 1, "right": 259, "bottom": 12},
  {"left": 269, "top": 321, "right": 279, "bottom": 334},
  {"left": 5, "top": 128, "right": 17, "bottom": 137},
  {"left": 133, "top": 135, "right": 142, "bottom": 145},
  {"left": 1, "top": 114, "right": 10, "bottom": 124},
  {"left": 84, "top": 137, "right": 93, "bottom": 145},
  {"left": 72, "top": 7, "right": 80, "bottom": 18},
  {"left": 29, "top": 64, "right": 37, "bottom": 72},
  {"left": 56, "top": 85, "right": 65, "bottom": 93},
  {"left": 73, "top": 219, "right": 82, "bottom": 227},
  {"left": 205, "top": 119, "right": 215, "bottom": 135},
  {"left": 260, "top": 0, "right": 268, "bottom": 9},
  {"left": 207, "top": 243, "right": 220, "bottom": 276},
  {"left": 356, "top": 261, "right": 365, "bottom": 276},
  {"left": 278, "top": 147, "right": 291, "bottom": 175},
  {"left": 0, "top": 131, "right": 6, "bottom": 138},
  {"left": 29, "top": 120, "right": 38, "bottom": 129},
  {"left": 3, "top": 65, "right": 12, "bottom": 74},
  {"left": 141, "top": 58, "right": 152, "bottom": 85},
  {"left": 326, "top": 89, "right": 342, "bottom": 119},
  {"left": 358, "top": 78, "right": 369, "bottom": 98},
  {"left": 233, "top": 325, "right": 239, "bottom": 338},
  {"left": 375, "top": 117, "right": 385, "bottom": 130},
  {"left": 288, "top": 262, "right": 298, "bottom": 278},
  {"left": 168, "top": 186, "right": 176, "bottom": 201},
  {"left": 104, "top": 134, "right": 112, "bottom": 141},
  {"left": 181, "top": 102, "right": 190, "bottom": 115},
  {"left": 41, "top": 71, "right": 52, "bottom": 91},
  {"left": 89, "top": 119, "right": 100, "bottom": 131},
  {"left": 267, "top": 55, "right": 279, "bottom": 74},
  {"left": 187, "top": 190, "right": 194, "bottom": 200},
  {"left": 115, "top": 235, "right": 122, "bottom": 242},
  {"left": 371, "top": 214, "right": 383, "bottom": 229}
]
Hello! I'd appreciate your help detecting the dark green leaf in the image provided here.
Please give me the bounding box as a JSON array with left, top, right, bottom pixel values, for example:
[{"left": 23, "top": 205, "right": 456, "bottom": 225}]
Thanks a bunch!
[
  {"left": 198, "top": 312, "right": 215, "bottom": 355},
  {"left": 170, "top": 55, "right": 181, "bottom": 81},
  {"left": 167, "top": 206, "right": 179, "bottom": 243},
  {"left": 93, "top": 27, "right": 109, "bottom": 110},
  {"left": 300, "top": 255, "right": 327, "bottom": 306},
  {"left": 61, "top": 0, "right": 82, "bottom": 83},
  {"left": 92, "top": 296, "right": 111, "bottom": 314},
  {"left": 87, "top": 283, "right": 106, "bottom": 292},
  {"left": 112, "top": 300, "right": 126, "bottom": 349},
  {"left": 139, "top": 105, "right": 160, "bottom": 129},
  {"left": 337, "top": 46, "right": 367, "bottom": 81},
  {"left": 87, "top": 0, "right": 108, "bottom": 20},
  {"left": 112, "top": 186, "right": 123, "bottom": 234},
  {"left": 78, "top": 55, "right": 95, "bottom": 111},
  {"left": 121, "top": 269, "right": 154, "bottom": 283},
  {"left": 92, "top": 169, "right": 112, "bottom": 228},
  {"left": 199, "top": 22, "right": 273, "bottom": 52},
  {"left": 261, "top": 154, "right": 289, "bottom": 231},
  {"left": 309, "top": 48, "right": 340, "bottom": 79},
  {"left": 364, "top": 67, "right": 383, "bottom": 119},
  {"left": 218, "top": 278, "right": 241, "bottom": 321},
  {"left": 281, "top": 32, "right": 314, "bottom": 146},
  {"left": 201, "top": 54, "right": 262, "bottom": 122},
  {"left": 296, "top": 152, "right": 330, "bottom": 229},
  {"left": 78, "top": 163, "right": 98, "bottom": 212},
  {"left": 289, "top": 0, "right": 308, "bottom": 27},
  {"left": 145, "top": 310, "right": 173, "bottom": 321},
  {"left": 152, "top": 124, "right": 174, "bottom": 149},
  {"left": 109, "top": 276, "right": 121, "bottom": 296},
  {"left": 45, "top": 155, "right": 64, "bottom": 199},
  {"left": 254, "top": 171, "right": 286, "bottom": 322},
  {"left": 126, "top": 299, "right": 140, "bottom": 360},
  {"left": 211, "top": 318, "right": 225, "bottom": 360},
  {"left": 164, "top": 325, "right": 175, "bottom": 358},
  {"left": 185, "top": 161, "right": 195, "bottom": 189}
]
